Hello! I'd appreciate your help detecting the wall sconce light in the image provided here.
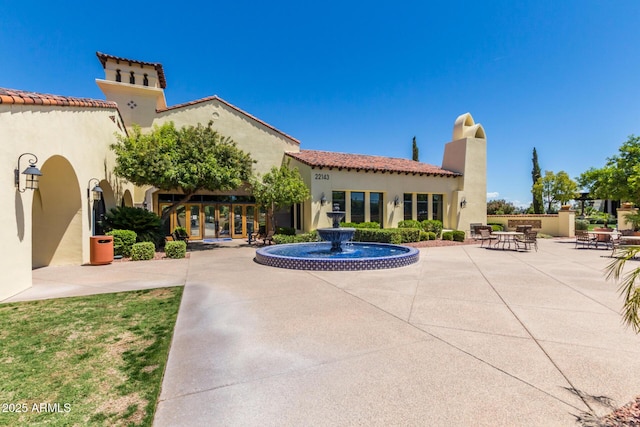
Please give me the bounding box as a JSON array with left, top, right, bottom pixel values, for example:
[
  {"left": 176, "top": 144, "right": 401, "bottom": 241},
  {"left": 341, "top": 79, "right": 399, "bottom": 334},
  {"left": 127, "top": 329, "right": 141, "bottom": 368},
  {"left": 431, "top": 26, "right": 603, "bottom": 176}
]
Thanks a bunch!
[
  {"left": 460, "top": 197, "right": 467, "bottom": 209},
  {"left": 87, "top": 178, "right": 103, "bottom": 202},
  {"left": 15, "top": 153, "right": 43, "bottom": 192},
  {"left": 320, "top": 193, "right": 328, "bottom": 206},
  {"left": 394, "top": 195, "right": 400, "bottom": 207}
]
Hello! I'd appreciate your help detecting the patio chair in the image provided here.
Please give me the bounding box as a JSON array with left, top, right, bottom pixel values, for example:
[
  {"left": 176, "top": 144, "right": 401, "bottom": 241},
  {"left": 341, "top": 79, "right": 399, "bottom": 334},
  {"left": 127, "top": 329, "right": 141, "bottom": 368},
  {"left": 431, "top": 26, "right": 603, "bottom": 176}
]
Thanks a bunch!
[
  {"left": 515, "top": 225, "right": 533, "bottom": 233},
  {"left": 478, "top": 228, "right": 498, "bottom": 248},
  {"left": 258, "top": 230, "right": 275, "bottom": 246},
  {"left": 469, "top": 223, "right": 482, "bottom": 239},
  {"left": 575, "top": 230, "right": 595, "bottom": 249},
  {"left": 515, "top": 230, "right": 538, "bottom": 251}
]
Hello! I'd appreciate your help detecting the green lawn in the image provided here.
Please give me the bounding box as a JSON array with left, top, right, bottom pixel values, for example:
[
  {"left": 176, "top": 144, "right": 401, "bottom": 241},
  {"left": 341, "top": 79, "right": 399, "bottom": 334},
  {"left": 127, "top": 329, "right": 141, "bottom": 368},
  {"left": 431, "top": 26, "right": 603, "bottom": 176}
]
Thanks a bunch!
[{"left": 0, "top": 287, "right": 183, "bottom": 426}]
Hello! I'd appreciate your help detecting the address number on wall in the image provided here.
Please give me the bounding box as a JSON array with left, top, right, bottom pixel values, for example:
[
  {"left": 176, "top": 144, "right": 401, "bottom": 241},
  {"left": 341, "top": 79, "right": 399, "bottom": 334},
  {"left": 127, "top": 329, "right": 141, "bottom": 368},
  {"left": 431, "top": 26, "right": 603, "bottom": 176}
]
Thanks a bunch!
[{"left": 314, "top": 173, "right": 330, "bottom": 180}]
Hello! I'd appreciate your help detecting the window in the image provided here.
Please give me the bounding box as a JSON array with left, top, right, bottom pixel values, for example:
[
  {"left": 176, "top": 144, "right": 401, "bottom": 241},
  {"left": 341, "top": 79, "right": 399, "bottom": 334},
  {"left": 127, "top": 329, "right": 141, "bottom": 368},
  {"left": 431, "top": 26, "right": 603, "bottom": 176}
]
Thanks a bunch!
[
  {"left": 370, "top": 192, "right": 383, "bottom": 226},
  {"left": 432, "top": 194, "right": 443, "bottom": 222},
  {"left": 129, "top": 71, "right": 135, "bottom": 84},
  {"left": 115, "top": 69, "right": 121, "bottom": 82},
  {"left": 332, "top": 191, "right": 346, "bottom": 212},
  {"left": 417, "top": 194, "right": 429, "bottom": 221},
  {"left": 143, "top": 74, "right": 149, "bottom": 86},
  {"left": 404, "top": 193, "right": 413, "bottom": 220},
  {"left": 350, "top": 192, "right": 365, "bottom": 223}
]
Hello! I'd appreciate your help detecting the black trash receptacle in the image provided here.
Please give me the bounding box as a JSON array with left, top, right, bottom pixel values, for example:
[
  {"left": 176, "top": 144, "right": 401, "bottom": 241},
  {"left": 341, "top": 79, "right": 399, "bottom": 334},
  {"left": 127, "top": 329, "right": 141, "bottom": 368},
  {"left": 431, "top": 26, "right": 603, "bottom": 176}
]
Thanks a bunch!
[{"left": 90, "top": 235, "right": 114, "bottom": 265}]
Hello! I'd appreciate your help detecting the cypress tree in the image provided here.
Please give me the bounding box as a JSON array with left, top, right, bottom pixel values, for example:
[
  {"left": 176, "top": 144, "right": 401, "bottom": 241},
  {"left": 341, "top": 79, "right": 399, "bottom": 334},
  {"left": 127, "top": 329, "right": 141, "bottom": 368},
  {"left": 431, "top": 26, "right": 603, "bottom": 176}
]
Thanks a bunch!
[
  {"left": 412, "top": 136, "right": 419, "bottom": 161},
  {"left": 532, "top": 147, "right": 543, "bottom": 213}
]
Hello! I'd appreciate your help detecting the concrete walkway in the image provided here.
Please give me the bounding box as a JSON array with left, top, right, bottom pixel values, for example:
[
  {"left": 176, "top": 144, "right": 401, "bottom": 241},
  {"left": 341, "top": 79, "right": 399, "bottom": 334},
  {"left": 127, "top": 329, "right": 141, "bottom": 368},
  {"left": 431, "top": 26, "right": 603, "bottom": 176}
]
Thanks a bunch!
[{"left": 4, "top": 239, "right": 640, "bottom": 426}]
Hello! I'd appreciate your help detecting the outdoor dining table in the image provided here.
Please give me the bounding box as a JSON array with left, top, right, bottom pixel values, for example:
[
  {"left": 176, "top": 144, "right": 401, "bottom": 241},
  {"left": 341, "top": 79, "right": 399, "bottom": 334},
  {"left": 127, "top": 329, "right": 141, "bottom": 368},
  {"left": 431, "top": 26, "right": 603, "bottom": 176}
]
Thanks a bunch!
[{"left": 491, "top": 231, "right": 524, "bottom": 250}]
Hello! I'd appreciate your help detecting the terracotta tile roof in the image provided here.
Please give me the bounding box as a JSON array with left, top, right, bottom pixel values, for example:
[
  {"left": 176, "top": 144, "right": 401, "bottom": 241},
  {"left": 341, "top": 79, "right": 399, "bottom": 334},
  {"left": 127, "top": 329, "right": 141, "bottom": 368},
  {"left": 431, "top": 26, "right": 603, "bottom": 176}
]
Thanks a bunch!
[
  {"left": 0, "top": 87, "right": 118, "bottom": 109},
  {"left": 286, "top": 150, "right": 461, "bottom": 177},
  {"left": 96, "top": 52, "right": 167, "bottom": 89},
  {"left": 157, "top": 95, "right": 300, "bottom": 144}
]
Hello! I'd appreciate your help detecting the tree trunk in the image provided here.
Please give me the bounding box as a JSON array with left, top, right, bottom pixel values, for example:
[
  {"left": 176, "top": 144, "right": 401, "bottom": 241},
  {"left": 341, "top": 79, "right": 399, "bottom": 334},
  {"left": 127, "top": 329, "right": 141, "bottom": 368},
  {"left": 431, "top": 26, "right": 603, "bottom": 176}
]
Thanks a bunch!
[{"left": 160, "top": 190, "right": 196, "bottom": 223}]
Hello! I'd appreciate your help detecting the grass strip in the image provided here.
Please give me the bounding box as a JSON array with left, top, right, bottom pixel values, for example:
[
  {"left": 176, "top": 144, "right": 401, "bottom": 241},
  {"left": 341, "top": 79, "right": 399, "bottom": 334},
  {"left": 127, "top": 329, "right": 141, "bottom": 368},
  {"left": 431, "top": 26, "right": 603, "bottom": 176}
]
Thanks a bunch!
[{"left": 0, "top": 286, "right": 183, "bottom": 426}]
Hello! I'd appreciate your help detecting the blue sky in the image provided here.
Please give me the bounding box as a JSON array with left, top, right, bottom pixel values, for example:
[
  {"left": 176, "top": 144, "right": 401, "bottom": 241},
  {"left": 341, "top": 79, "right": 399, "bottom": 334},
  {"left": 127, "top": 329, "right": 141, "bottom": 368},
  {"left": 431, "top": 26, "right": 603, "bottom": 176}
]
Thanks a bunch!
[{"left": 2, "top": 1, "right": 639, "bottom": 207}]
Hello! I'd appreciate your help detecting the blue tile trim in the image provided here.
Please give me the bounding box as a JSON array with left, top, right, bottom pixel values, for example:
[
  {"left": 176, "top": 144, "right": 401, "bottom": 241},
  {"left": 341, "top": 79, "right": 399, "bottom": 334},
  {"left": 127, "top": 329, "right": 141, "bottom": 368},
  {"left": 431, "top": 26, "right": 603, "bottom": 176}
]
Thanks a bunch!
[{"left": 255, "top": 243, "right": 419, "bottom": 271}]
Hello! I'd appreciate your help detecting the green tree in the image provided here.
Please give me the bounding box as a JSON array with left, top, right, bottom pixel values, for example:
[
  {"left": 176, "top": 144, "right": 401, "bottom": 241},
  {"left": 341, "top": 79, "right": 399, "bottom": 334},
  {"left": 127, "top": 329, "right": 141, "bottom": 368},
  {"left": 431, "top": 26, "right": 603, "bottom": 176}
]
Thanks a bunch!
[
  {"left": 250, "top": 162, "right": 310, "bottom": 232},
  {"left": 412, "top": 136, "right": 419, "bottom": 161},
  {"left": 578, "top": 135, "right": 640, "bottom": 204},
  {"left": 486, "top": 199, "right": 516, "bottom": 215},
  {"left": 539, "top": 170, "right": 578, "bottom": 213},
  {"left": 111, "top": 121, "right": 253, "bottom": 221},
  {"left": 531, "top": 147, "right": 543, "bottom": 214},
  {"left": 606, "top": 248, "right": 640, "bottom": 333}
]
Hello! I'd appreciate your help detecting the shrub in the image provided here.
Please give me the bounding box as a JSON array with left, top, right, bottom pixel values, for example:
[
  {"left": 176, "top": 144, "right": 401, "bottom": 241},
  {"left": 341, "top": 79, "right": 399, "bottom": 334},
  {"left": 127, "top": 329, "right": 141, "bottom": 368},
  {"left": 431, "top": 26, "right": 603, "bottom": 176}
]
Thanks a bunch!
[
  {"left": 419, "top": 231, "right": 429, "bottom": 241},
  {"left": 273, "top": 232, "right": 318, "bottom": 244},
  {"left": 421, "top": 220, "right": 443, "bottom": 237},
  {"left": 488, "top": 223, "right": 504, "bottom": 232},
  {"left": 130, "top": 242, "right": 155, "bottom": 261},
  {"left": 340, "top": 222, "right": 380, "bottom": 229},
  {"left": 398, "top": 220, "right": 422, "bottom": 229},
  {"left": 353, "top": 228, "right": 420, "bottom": 244},
  {"left": 452, "top": 230, "right": 466, "bottom": 242},
  {"left": 427, "top": 231, "right": 437, "bottom": 240},
  {"left": 442, "top": 231, "right": 453, "bottom": 240},
  {"left": 104, "top": 206, "right": 163, "bottom": 247},
  {"left": 106, "top": 229, "right": 137, "bottom": 257},
  {"left": 165, "top": 241, "right": 186, "bottom": 259},
  {"left": 575, "top": 219, "right": 590, "bottom": 231},
  {"left": 275, "top": 226, "right": 296, "bottom": 236}
]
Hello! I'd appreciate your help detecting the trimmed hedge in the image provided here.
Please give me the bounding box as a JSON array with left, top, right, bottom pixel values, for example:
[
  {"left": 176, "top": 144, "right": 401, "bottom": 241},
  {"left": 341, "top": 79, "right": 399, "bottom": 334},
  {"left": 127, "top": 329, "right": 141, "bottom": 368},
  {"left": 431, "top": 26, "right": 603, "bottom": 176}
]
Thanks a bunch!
[
  {"left": 165, "top": 241, "right": 187, "bottom": 259},
  {"left": 353, "top": 228, "right": 420, "bottom": 244},
  {"left": 131, "top": 242, "right": 155, "bottom": 261},
  {"left": 421, "top": 220, "right": 443, "bottom": 237},
  {"left": 419, "top": 231, "right": 429, "bottom": 241},
  {"left": 442, "top": 231, "right": 453, "bottom": 241},
  {"left": 488, "top": 223, "right": 504, "bottom": 232},
  {"left": 452, "top": 230, "right": 466, "bottom": 242},
  {"left": 427, "top": 231, "right": 437, "bottom": 240},
  {"left": 275, "top": 226, "right": 296, "bottom": 236},
  {"left": 575, "top": 219, "right": 590, "bottom": 231},
  {"left": 340, "top": 222, "right": 380, "bottom": 229},
  {"left": 273, "top": 232, "right": 319, "bottom": 244},
  {"left": 106, "top": 229, "right": 137, "bottom": 257},
  {"left": 398, "top": 220, "right": 422, "bottom": 229}
]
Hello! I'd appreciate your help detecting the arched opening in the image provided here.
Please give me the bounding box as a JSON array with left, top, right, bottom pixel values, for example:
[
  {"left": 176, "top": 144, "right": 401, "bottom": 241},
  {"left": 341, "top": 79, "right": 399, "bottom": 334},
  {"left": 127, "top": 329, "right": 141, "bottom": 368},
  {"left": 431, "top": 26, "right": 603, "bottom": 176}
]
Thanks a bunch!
[
  {"left": 122, "top": 189, "right": 134, "bottom": 207},
  {"left": 32, "top": 156, "right": 82, "bottom": 267}
]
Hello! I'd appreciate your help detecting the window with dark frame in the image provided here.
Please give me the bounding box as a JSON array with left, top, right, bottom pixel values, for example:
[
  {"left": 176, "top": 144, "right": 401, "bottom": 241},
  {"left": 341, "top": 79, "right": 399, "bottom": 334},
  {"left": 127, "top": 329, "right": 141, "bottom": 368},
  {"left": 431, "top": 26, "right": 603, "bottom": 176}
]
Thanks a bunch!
[
  {"left": 404, "top": 193, "right": 413, "bottom": 220},
  {"left": 417, "top": 194, "right": 429, "bottom": 221},
  {"left": 115, "top": 69, "right": 121, "bottom": 82},
  {"left": 129, "top": 71, "right": 135, "bottom": 84}
]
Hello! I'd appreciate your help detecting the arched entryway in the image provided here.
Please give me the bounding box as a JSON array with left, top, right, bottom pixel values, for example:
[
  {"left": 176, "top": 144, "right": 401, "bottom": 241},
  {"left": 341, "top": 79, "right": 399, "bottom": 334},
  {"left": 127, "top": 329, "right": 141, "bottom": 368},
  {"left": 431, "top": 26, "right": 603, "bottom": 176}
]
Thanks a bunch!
[{"left": 32, "top": 156, "right": 82, "bottom": 267}]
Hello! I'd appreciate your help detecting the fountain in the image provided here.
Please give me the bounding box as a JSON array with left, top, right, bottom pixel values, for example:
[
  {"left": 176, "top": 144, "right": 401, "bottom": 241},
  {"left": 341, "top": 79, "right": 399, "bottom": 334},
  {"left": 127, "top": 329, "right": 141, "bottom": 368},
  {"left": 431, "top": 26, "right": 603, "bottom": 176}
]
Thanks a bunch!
[
  {"left": 255, "top": 203, "right": 419, "bottom": 271},
  {"left": 317, "top": 204, "right": 355, "bottom": 252}
]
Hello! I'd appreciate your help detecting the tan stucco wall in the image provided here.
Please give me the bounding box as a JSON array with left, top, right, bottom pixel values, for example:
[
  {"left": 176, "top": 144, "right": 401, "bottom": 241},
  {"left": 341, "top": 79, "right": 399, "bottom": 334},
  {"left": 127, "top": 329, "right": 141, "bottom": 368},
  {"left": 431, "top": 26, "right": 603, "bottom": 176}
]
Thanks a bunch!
[
  {"left": 1, "top": 104, "right": 132, "bottom": 300},
  {"left": 153, "top": 100, "right": 299, "bottom": 177},
  {"left": 487, "top": 212, "right": 576, "bottom": 237},
  {"left": 442, "top": 113, "right": 487, "bottom": 235},
  {"left": 288, "top": 158, "right": 462, "bottom": 231}
]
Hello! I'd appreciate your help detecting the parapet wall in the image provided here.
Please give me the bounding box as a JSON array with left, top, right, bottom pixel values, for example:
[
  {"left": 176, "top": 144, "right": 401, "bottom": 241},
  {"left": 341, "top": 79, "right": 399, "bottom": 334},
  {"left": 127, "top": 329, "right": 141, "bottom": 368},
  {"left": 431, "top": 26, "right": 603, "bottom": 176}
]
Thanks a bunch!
[{"left": 488, "top": 210, "right": 576, "bottom": 237}]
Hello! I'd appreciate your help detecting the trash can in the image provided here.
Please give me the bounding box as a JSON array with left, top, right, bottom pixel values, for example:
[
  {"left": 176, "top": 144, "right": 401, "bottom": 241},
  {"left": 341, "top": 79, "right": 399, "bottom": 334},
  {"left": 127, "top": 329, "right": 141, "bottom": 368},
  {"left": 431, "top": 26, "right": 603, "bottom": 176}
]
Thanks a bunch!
[{"left": 90, "top": 235, "right": 114, "bottom": 265}]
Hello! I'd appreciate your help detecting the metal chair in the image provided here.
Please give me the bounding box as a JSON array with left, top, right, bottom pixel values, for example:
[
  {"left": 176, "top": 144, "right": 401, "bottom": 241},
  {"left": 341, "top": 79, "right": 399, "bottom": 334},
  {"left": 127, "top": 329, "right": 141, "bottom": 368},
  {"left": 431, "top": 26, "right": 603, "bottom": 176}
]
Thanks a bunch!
[
  {"left": 478, "top": 228, "right": 498, "bottom": 248},
  {"left": 575, "top": 230, "right": 595, "bottom": 249}
]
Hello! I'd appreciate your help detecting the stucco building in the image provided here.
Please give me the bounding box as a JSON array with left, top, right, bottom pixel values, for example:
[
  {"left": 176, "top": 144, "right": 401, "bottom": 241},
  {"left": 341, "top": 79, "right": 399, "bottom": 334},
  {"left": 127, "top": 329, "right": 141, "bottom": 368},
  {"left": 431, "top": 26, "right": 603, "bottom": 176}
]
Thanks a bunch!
[{"left": 1, "top": 51, "right": 487, "bottom": 300}]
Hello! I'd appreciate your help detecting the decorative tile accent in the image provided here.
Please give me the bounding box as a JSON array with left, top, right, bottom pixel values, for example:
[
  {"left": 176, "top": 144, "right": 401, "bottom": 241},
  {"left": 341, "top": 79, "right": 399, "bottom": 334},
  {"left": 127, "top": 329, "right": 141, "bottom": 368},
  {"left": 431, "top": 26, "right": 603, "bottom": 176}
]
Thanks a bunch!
[{"left": 127, "top": 100, "right": 137, "bottom": 109}]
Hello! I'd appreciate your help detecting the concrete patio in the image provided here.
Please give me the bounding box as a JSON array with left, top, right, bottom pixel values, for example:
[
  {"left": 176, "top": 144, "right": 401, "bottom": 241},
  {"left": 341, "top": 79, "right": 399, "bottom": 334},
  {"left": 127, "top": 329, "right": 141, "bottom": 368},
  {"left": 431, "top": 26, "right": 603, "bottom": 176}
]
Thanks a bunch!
[{"left": 4, "top": 238, "right": 640, "bottom": 426}]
